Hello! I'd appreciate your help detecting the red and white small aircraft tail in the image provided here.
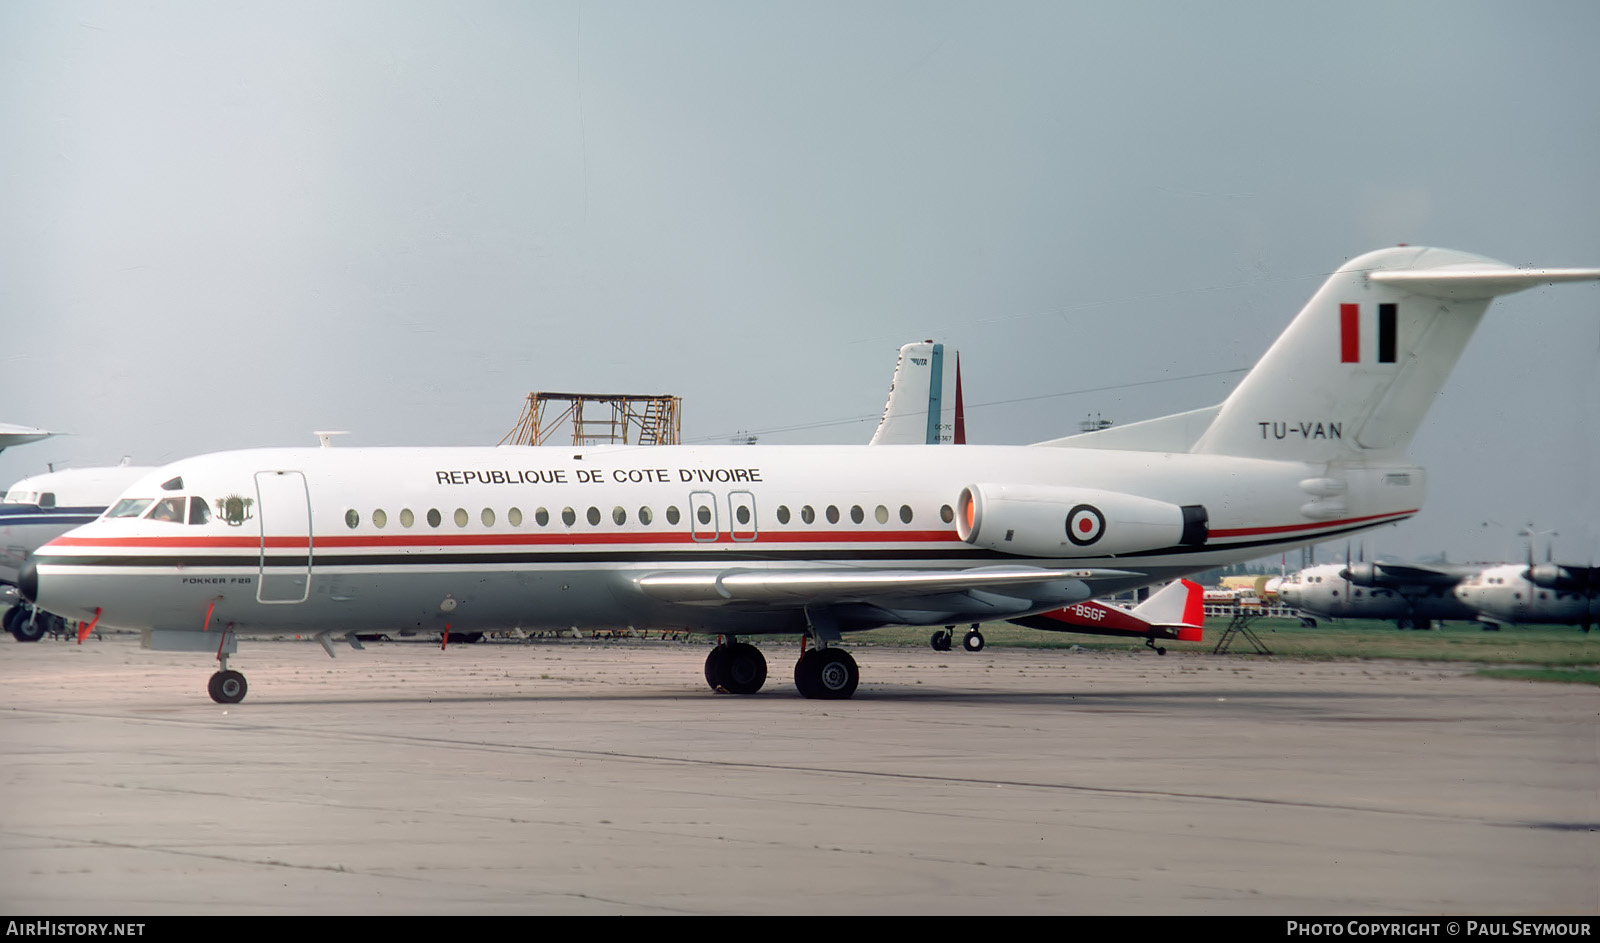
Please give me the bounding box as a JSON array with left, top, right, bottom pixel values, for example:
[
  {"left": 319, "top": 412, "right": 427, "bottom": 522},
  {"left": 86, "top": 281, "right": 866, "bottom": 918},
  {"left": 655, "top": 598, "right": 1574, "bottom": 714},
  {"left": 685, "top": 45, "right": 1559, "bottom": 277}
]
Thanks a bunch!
[{"left": 1010, "top": 579, "right": 1206, "bottom": 648}]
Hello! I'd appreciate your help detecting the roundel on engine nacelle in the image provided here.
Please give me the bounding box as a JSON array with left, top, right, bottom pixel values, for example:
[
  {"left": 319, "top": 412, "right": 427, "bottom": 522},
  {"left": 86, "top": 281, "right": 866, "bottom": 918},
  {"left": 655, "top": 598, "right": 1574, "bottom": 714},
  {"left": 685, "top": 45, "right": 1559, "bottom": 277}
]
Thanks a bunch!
[{"left": 1065, "top": 504, "right": 1105, "bottom": 546}]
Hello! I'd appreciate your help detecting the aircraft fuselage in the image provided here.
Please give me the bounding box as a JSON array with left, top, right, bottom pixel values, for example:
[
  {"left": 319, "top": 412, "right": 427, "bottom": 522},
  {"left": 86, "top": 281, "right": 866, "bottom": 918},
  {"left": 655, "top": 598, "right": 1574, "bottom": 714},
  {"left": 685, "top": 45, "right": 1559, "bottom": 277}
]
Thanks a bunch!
[{"left": 28, "top": 443, "right": 1420, "bottom": 638}]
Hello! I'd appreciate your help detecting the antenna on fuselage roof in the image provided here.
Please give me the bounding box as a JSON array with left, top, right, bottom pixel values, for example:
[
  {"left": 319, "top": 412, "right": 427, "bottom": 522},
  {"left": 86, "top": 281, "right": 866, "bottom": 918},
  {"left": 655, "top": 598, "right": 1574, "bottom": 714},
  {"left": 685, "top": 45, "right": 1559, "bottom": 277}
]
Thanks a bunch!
[{"left": 314, "top": 431, "right": 350, "bottom": 448}]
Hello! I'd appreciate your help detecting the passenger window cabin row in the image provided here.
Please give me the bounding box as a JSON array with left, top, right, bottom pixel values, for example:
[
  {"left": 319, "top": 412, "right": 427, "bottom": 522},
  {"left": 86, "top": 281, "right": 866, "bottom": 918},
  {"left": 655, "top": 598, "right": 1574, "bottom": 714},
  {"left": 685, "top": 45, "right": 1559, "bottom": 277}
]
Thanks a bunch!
[{"left": 342, "top": 502, "right": 959, "bottom": 531}]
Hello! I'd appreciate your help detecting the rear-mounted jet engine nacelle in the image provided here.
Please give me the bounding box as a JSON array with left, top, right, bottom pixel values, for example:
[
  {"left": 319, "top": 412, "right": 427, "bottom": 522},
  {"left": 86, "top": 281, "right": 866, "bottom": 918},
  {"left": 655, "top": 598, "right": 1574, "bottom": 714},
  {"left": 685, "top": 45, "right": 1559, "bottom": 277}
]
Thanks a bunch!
[{"left": 955, "top": 483, "right": 1207, "bottom": 558}]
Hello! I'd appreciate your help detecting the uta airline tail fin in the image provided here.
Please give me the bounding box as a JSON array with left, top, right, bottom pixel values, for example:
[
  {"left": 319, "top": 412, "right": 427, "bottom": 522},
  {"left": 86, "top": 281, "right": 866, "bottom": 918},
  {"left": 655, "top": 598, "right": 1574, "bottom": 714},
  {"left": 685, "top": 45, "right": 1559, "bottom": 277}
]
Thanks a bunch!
[
  {"left": 1010, "top": 578, "right": 1205, "bottom": 643},
  {"left": 870, "top": 341, "right": 965, "bottom": 445},
  {"left": 1191, "top": 247, "right": 1600, "bottom": 462}
]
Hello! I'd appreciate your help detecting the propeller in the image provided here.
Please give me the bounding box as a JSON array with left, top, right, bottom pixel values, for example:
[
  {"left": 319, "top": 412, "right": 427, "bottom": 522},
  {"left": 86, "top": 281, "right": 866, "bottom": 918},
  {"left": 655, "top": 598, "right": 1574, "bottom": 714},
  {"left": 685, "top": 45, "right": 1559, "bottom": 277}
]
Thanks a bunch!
[{"left": 1340, "top": 540, "right": 1380, "bottom": 586}]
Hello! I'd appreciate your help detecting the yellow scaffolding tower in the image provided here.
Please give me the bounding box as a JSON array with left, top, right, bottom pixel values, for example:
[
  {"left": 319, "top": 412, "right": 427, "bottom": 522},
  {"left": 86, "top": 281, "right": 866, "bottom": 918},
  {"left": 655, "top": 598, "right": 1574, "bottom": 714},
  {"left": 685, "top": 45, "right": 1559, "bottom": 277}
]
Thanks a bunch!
[{"left": 498, "top": 393, "right": 682, "bottom": 447}]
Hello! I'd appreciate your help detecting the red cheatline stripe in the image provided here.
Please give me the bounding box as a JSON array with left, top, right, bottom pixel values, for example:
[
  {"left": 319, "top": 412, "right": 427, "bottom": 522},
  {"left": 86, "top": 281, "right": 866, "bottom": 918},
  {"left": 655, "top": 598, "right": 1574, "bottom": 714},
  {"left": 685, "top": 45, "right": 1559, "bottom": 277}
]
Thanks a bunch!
[
  {"left": 1209, "top": 510, "right": 1415, "bottom": 538},
  {"left": 1340, "top": 303, "right": 1359, "bottom": 362},
  {"left": 44, "top": 529, "right": 963, "bottom": 550},
  {"left": 41, "top": 512, "right": 1416, "bottom": 553}
]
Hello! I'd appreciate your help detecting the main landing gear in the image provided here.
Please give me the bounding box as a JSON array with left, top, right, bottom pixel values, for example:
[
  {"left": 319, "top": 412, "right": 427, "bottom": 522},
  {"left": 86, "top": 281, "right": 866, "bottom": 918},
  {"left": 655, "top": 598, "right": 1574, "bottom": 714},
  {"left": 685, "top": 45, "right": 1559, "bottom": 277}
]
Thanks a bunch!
[
  {"left": 929, "top": 624, "right": 984, "bottom": 653},
  {"left": 703, "top": 637, "right": 860, "bottom": 699},
  {"left": 5, "top": 603, "right": 63, "bottom": 642},
  {"left": 704, "top": 639, "right": 768, "bottom": 695},
  {"left": 794, "top": 647, "right": 859, "bottom": 699}
]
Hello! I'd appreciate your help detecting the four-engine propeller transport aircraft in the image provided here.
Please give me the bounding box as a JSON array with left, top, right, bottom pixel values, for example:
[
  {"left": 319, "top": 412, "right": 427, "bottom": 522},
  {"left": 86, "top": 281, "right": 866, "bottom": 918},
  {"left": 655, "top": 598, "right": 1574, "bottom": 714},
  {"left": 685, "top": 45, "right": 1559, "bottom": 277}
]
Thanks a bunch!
[
  {"left": 20, "top": 247, "right": 1600, "bottom": 702},
  {"left": 1275, "top": 559, "right": 1491, "bottom": 630},
  {"left": 1454, "top": 558, "right": 1599, "bottom": 632}
]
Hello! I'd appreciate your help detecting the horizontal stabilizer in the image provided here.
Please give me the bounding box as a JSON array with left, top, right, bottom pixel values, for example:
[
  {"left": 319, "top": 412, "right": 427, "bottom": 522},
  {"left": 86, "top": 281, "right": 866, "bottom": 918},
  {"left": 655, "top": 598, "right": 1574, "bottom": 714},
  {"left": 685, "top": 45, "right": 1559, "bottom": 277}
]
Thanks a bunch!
[{"left": 1369, "top": 266, "right": 1600, "bottom": 300}]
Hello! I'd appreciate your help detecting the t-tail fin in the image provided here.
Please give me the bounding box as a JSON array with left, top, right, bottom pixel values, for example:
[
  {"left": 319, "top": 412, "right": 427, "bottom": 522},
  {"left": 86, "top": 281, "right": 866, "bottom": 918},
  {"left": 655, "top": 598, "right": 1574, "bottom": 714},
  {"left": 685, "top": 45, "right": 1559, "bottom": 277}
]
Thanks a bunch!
[
  {"left": 1190, "top": 247, "right": 1600, "bottom": 462},
  {"left": 870, "top": 341, "right": 965, "bottom": 445}
]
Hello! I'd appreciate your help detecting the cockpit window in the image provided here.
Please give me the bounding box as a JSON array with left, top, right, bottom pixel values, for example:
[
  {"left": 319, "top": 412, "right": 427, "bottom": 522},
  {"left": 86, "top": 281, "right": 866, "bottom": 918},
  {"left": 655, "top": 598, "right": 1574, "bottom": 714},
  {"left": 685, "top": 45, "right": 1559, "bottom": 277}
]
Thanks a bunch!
[
  {"left": 39, "top": 492, "right": 56, "bottom": 509},
  {"left": 146, "top": 497, "right": 186, "bottom": 523},
  {"left": 189, "top": 497, "right": 212, "bottom": 525},
  {"left": 107, "top": 498, "right": 153, "bottom": 518},
  {"left": 161, "top": 476, "right": 184, "bottom": 491}
]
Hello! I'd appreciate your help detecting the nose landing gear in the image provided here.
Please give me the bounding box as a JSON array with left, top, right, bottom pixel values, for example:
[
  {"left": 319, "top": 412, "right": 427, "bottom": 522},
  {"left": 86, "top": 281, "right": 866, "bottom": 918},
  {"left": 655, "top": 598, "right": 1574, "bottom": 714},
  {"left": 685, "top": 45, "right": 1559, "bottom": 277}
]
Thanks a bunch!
[{"left": 208, "top": 669, "right": 248, "bottom": 704}]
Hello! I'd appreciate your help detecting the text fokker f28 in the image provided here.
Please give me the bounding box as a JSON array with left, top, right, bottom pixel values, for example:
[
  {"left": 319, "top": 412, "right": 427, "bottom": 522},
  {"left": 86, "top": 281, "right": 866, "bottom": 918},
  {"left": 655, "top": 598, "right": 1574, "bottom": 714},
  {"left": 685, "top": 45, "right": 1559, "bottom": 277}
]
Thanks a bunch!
[{"left": 22, "top": 247, "right": 1599, "bottom": 702}]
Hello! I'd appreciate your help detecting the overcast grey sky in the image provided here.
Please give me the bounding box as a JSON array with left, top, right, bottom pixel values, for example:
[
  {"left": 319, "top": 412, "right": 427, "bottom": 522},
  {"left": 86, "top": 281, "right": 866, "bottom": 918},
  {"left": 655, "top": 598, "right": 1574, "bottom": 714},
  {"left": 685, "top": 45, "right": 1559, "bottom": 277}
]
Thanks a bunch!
[{"left": 2, "top": 1, "right": 1596, "bottom": 564}]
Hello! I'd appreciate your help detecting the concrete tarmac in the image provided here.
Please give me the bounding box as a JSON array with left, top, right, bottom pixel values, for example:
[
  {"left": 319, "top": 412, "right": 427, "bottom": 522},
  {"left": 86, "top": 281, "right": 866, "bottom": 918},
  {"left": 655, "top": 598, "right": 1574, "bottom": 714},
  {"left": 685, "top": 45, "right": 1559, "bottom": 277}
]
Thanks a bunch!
[{"left": 1, "top": 633, "right": 1595, "bottom": 915}]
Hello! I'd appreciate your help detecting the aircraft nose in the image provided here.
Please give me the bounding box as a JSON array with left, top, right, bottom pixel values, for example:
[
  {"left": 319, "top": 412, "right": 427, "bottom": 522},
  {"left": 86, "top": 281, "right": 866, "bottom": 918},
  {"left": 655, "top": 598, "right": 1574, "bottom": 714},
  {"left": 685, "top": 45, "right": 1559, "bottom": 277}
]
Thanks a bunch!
[{"left": 18, "top": 560, "right": 38, "bottom": 604}]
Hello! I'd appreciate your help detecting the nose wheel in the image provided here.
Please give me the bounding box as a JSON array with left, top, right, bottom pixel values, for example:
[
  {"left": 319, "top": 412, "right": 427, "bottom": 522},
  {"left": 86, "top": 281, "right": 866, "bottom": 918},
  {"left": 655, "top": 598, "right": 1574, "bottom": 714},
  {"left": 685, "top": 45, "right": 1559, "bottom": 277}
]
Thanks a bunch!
[{"left": 208, "top": 670, "right": 248, "bottom": 704}]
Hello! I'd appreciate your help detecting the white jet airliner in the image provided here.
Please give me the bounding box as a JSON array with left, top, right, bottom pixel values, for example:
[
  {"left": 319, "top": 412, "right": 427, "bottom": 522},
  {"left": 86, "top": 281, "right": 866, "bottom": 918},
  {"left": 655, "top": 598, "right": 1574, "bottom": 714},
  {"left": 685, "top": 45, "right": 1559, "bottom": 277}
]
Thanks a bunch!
[
  {"left": 2, "top": 463, "right": 154, "bottom": 640},
  {"left": 21, "top": 246, "right": 1600, "bottom": 702}
]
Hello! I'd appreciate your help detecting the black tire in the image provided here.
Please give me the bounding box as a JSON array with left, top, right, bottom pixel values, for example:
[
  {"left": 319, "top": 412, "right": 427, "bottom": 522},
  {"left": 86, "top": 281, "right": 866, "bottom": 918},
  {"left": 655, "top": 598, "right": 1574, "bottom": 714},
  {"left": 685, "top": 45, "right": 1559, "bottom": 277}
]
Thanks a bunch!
[
  {"left": 11, "top": 609, "right": 46, "bottom": 643},
  {"left": 704, "top": 646, "right": 729, "bottom": 691},
  {"left": 929, "top": 630, "right": 953, "bottom": 652},
  {"left": 718, "top": 642, "right": 767, "bottom": 695},
  {"left": 208, "top": 670, "right": 247, "bottom": 704},
  {"left": 796, "top": 647, "right": 858, "bottom": 700},
  {"left": 793, "top": 649, "right": 821, "bottom": 699},
  {"left": 962, "top": 629, "right": 985, "bottom": 653}
]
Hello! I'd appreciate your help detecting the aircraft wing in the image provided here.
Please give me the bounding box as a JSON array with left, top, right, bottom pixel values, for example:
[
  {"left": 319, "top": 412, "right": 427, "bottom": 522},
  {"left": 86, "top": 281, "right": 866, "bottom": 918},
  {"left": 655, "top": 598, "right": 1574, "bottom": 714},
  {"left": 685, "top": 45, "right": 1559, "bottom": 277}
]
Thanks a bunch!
[
  {"left": 632, "top": 565, "right": 1139, "bottom": 610},
  {"left": 1369, "top": 562, "right": 1467, "bottom": 586},
  {"left": 0, "top": 423, "right": 59, "bottom": 455}
]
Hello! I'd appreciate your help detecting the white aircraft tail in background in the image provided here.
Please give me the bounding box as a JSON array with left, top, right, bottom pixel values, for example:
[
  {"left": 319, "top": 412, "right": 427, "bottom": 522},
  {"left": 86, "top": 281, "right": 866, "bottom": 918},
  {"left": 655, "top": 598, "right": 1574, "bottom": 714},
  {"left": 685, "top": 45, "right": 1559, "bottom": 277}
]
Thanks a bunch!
[{"left": 870, "top": 341, "right": 964, "bottom": 445}]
